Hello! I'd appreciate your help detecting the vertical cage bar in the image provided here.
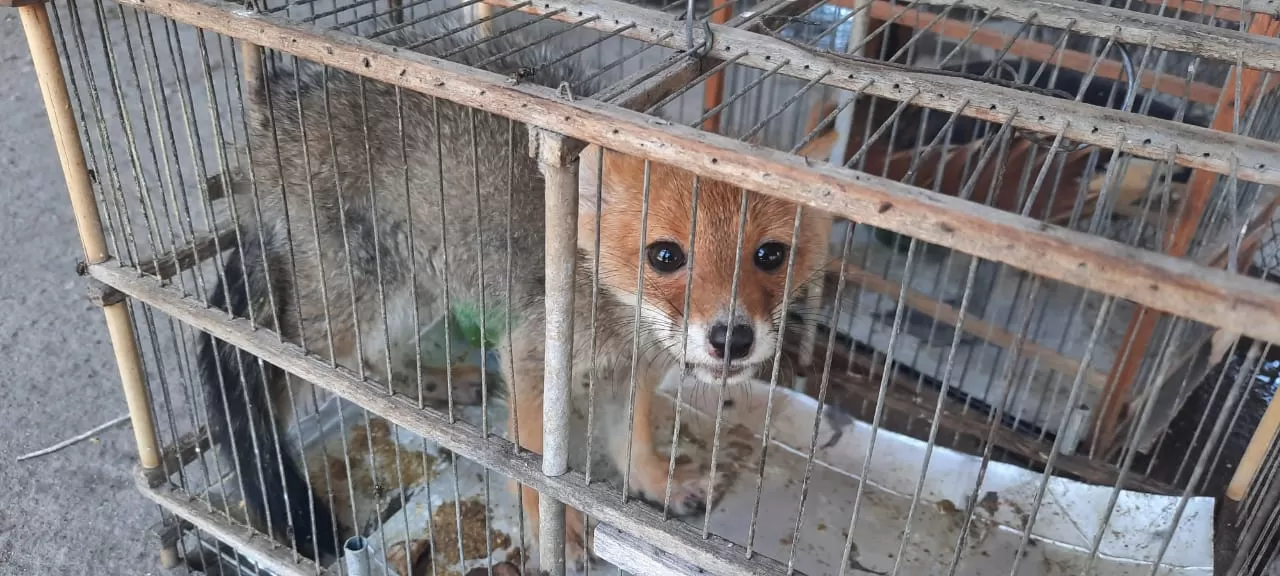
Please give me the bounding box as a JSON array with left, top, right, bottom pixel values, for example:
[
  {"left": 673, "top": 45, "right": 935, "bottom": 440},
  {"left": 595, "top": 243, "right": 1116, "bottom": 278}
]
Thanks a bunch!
[
  {"left": 536, "top": 129, "right": 579, "bottom": 576},
  {"left": 242, "top": 41, "right": 263, "bottom": 91},
  {"left": 1094, "top": 13, "right": 1280, "bottom": 452},
  {"left": 796, "top": 2, "right": 873, "bottom": 386},
  {"left": 238, "top": 0, "right": 263, "bottom": 96},
  {"left": 700, "top": 0, "right": 733, "bottom": 133},
  {"left": 18, "top": 0, "right": 162, "bottom": 472}
]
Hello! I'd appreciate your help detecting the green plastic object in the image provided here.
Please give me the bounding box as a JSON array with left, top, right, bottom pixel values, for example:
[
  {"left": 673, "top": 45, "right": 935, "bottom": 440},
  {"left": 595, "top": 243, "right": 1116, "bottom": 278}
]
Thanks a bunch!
[
  {"left": 413, "top": 301, "right": 511, "bottom": 379},
  {"left": 450, "top": 301, "right": 510, "bottom": 350}
]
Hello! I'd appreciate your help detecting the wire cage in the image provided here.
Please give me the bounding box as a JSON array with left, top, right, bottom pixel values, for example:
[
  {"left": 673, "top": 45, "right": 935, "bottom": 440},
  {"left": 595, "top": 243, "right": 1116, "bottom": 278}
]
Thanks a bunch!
[{"left": 12, "top": 0, "right": 1280, "bottom": 572}]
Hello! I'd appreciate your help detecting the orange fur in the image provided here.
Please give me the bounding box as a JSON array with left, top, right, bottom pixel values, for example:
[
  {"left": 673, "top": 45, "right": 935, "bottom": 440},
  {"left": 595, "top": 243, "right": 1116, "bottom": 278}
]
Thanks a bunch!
[
  {"left": 582, "top": 151, "right": 830, "bottom": 333},
  {"left": 516, "top": 148, "right": 831, "bottom": 569}
]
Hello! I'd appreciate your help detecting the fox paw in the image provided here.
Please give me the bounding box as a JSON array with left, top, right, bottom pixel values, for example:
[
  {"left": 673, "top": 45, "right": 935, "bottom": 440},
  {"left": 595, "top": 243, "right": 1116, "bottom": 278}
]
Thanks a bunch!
[{"left": 630, "top": 456, "right": 725, "bottom": 517}]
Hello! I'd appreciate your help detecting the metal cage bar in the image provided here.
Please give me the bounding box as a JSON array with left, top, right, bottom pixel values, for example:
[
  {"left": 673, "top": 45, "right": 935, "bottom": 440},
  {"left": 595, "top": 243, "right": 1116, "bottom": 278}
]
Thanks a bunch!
[
  {"left": 17, "top": 0, "right": 1280, "bottom": 572},
  {"left": 15, "top": 0, "right": 170, "bottom": 562},
  {"left": 75, "top": 0, "right": 1280, "bottom": 347},
  {"left": 478, "top": 0, "right": 1280, "bottom": 184}
]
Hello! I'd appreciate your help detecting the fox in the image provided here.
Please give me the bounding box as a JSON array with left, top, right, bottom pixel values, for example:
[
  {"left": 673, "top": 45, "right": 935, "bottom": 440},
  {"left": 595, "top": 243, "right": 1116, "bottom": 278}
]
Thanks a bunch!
[{"left": 194, "top": 13, "right": 831, "bottom": 570}]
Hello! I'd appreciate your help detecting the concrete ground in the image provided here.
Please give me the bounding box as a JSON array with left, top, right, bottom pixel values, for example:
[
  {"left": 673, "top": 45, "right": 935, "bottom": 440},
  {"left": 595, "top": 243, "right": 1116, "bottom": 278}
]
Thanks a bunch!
[{"left": 0, "top": 10, "right": 171, "bottom": 576}]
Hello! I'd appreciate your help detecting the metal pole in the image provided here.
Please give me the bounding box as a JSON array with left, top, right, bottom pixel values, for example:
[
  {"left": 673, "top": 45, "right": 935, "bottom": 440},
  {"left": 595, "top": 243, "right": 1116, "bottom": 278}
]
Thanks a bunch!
[
  {"left": 344, "top": 537, "right": 371, "bottom": 576},
  {"left": 535, "top": 130, "right": 579, "bottom": 575}
]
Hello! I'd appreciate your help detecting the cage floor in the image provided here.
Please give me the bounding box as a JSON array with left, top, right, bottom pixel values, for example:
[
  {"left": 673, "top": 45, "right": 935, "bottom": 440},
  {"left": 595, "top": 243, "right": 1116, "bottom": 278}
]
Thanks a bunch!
[{"left": 262, "top": 371, "right": 1217, "bottom": 576}]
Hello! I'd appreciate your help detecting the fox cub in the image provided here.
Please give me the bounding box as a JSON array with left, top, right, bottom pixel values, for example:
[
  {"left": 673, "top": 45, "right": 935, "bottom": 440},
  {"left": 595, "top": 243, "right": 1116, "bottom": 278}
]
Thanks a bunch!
[{"left": 194, "top": 15, "right": 830, "bottom": 569}]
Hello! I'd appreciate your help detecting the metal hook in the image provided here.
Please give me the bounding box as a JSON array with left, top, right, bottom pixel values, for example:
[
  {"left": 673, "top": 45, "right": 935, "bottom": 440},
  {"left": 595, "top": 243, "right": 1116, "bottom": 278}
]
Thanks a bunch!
[
  {"left": 691, "top": 18, "right": 714, "bottom": 59},
  {"left": 673, "top": 12, "right": 713, "bottom": 58}
]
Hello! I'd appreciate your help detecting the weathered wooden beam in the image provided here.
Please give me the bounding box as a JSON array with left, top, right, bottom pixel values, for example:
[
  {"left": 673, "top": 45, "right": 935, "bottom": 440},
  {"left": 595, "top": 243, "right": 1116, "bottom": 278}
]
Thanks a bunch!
[
  {"left": 855, "top": 0, "right": 1221, "bottom": 105},
  {"left": 134, "top": 229, "right": 240, "bottom": 280},
  {"left": 481, "top": 0, "right": 1280, "bottom": 185},
  {"left": 94, "top": 265, "right": 798, "bottom": 576},
  {"left": 115, "top": 0, "right": 1280, "bottom": 348},
  {"left": 908, "top": 0, "right": 1280, "bottom": 73}
]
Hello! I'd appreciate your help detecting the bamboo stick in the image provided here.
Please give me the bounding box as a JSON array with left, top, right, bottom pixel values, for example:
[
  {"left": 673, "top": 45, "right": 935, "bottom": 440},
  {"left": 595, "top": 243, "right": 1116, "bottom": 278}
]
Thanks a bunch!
[{"left": 19, "top": 0, "right": 162, "bottom": 472}]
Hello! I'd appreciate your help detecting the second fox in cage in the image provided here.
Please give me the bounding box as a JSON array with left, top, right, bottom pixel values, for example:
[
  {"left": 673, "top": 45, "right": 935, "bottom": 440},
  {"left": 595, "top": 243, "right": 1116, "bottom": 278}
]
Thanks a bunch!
[{"left": 194, "top": 14, "right": 830, "bottom": 569}]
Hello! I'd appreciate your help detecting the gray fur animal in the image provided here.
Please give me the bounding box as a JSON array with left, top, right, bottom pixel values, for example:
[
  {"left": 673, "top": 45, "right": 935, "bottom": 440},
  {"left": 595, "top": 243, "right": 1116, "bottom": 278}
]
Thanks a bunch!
[
  {"left": 197, "top": 16, "right": 601, "bottom": 564},
  {"left": 196, "top": 12, "right": 831, "bottom": 569}
]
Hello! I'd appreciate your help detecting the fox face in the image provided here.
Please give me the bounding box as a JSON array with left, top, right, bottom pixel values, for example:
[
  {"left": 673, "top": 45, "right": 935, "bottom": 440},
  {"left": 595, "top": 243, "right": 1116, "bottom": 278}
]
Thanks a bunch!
[{"left": 578, "top": 147, "right": 832, "bottom": 384}]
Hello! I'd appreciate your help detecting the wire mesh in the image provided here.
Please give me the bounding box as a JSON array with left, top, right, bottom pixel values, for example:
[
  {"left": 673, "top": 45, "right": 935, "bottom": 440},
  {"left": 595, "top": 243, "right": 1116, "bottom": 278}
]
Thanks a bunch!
[{"left": 25, "top": 0, "right": 1280, "bottom": 572}]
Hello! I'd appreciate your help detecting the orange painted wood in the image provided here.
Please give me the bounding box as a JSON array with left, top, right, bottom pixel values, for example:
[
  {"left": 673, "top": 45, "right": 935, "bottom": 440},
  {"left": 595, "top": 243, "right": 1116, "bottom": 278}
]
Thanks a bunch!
[{"left": 1094, "top": 13, "right": 1280, "bottom": 454}]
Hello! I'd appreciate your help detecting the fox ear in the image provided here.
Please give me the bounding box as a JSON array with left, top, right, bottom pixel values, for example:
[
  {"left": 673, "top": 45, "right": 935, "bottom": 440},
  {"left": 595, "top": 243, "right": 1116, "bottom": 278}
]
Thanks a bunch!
[{"left": 578, "top": 144, "right": 607, "bottom": 215}]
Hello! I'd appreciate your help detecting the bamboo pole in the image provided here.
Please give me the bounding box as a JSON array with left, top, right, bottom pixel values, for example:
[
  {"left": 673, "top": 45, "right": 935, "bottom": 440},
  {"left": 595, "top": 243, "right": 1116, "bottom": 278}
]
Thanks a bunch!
[
  {"left": 18, "top": 0, "right": 167, "bottom": 561},
  {"left": 20, "top": 0, "right": 161, "bottom": 470},
  {"left": 1228, "top": 387, "right": 1280, "bottom": 500}
]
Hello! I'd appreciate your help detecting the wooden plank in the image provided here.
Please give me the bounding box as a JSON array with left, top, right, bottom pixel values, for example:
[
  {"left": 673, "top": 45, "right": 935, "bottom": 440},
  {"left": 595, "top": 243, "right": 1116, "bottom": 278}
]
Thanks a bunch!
[
  {"left": 594, "top": 523, "right": 709, "bottom": 576},
  {"left": 907, "top": 0, "right": 1280, "bottom": 73},
  {"left": 484, "top": 0, "right": 1280, "bottom": 185},
  {"left": 93, "top": 265, "right": 797, "bottom": 576},
  {"left": 856, "top": 0, "right": 1221, "bottom": 106},
  {"left": 115, "top": 0, "right": 1280, "bottom": 346},
  {"left": 136, "top": 479, "right": 326, "bottom": 576},
  {"left": 134, "top": 229, "right": 239, "bottom": 280}
]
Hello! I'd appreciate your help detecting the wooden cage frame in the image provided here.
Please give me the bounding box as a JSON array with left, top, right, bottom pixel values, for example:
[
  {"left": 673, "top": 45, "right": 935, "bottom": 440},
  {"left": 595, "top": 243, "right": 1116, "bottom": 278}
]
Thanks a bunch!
[{"left": 13, "top": 0, "right": 1280, "bottom": 571}]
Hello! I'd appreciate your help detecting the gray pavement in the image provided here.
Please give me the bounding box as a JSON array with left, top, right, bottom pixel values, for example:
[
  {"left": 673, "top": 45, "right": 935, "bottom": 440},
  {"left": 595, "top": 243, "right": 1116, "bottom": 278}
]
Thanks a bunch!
[{"left": 0, "top": 10, "right": 170, "bottom": 576}]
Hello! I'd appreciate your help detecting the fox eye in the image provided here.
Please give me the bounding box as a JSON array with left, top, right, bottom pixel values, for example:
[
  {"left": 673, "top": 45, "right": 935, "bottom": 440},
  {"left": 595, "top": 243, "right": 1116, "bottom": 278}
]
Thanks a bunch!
[
  {"left": 646, "top": 241, "right": 687, "bottom": 273},
  {"left": 754, "top": 242, "right": 788, "bottom": 272}
]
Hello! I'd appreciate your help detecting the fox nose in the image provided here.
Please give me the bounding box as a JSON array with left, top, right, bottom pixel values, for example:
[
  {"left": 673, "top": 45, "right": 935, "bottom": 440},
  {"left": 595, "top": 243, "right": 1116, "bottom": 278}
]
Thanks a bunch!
[{"left": 708, "top": 323, "right": 754, "bottom": 360}]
